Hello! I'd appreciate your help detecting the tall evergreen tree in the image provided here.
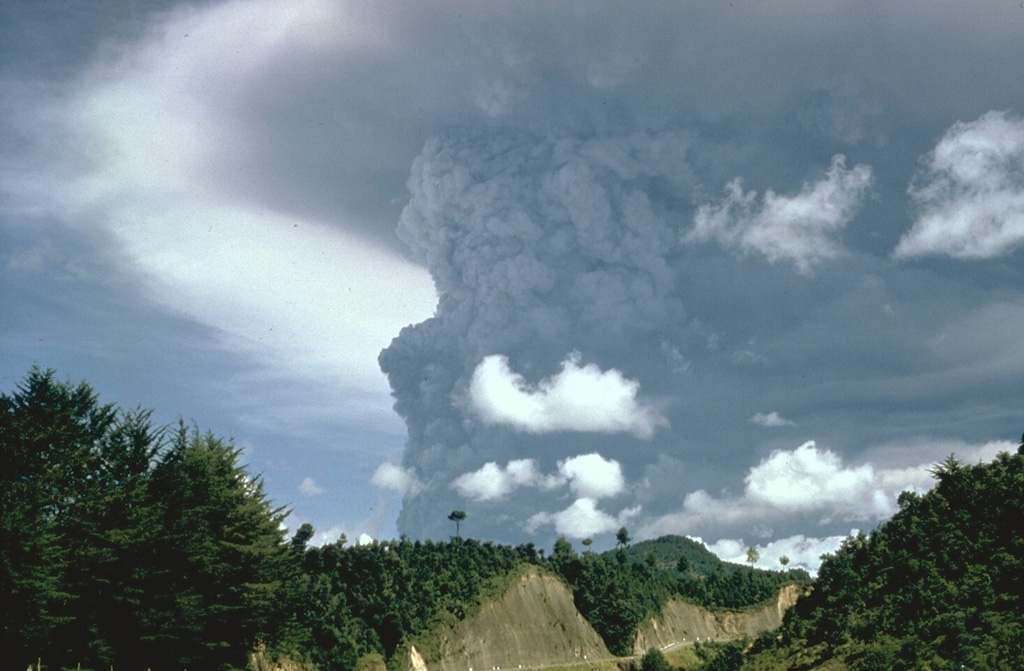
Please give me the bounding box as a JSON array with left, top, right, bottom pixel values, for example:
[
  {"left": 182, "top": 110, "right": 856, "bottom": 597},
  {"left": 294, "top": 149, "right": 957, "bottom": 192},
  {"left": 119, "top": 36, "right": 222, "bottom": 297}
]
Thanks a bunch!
[
  {"left": 1, "top": 368, "right": 302, "bottom": 669},
  {"left": 139, "top": 423, "right": 292, "bottom": 671},
  {"left": 0, "top": 367, "right": 81, "bottom": 663},
  {"left": 59, "top": 406, "right": 163, "bottom": 667},
  {"left": 0, "top": 367, "right": 141, "bottom": 667}
]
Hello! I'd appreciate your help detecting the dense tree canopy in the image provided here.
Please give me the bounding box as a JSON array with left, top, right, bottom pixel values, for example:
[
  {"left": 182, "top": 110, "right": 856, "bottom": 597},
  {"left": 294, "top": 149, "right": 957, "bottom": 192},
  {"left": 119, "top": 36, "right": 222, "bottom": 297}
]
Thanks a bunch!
[
  {"left": 0, "top": 367, "right": 810, "bottom": 671},
  {"left": 0, "top": 368, "right": 292, "bottom": 671},
  {"left": 546, "top": 535, "right": 806, "bottom": 655},
  {"left": 749, "top": 448, "right": 1024, "bottom": 671},
  {"left": 10, "top": 368, "right": 1016, "bottom": 671}
]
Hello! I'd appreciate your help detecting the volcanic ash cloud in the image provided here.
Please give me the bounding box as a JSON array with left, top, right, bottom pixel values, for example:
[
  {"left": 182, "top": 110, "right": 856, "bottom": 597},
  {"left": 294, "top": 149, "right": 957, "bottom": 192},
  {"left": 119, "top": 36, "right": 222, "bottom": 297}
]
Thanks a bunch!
[{"left": 378, "top": 130, "right": 689, "bottom": 542}]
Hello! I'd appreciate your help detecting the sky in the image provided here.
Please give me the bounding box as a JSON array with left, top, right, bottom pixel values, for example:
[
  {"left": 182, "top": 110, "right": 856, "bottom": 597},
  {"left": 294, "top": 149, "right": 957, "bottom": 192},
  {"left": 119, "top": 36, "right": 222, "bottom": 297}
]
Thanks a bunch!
[{"left": 3, "top": 0, "right": 1023, "bottom": 573}]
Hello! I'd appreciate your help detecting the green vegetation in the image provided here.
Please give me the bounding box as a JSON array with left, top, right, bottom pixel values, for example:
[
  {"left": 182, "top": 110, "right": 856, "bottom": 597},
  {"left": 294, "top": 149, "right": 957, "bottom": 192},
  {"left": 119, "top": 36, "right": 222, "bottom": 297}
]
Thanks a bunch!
[
  {"left": 286, "top": 534, "right": 541, "bottom": 670},
  {"left": 640, "top": 647, "right": 673, "bottom": 671},
  {"left": 603, "top": 535, "right": 810, "bottom": 612},
  {"left": 609, "top": 535, "right": 724, "bottom": 575},
  {"left": 551, "top": 538, "right": 668, "bottom": 655},
  {"left": 6, "top": 367, "right": 1021, "bottom": 671},
  {"left": 549, "top": 534, "right": 807, "bottom": 655},
  {"left": 689, "top": 642, "right": 744, "bottom": 671},
  {"left": 0, "top": 367, "right": 808, "bottom": 670},
  {"left": 0, "top": 367, "right": 543, "bottom": 671},
  {"left": 742, "top": 448, "right": 1024, "bottom": 670},
  {"left": 662, "top": 645, "right": 702, "bottom": 670},
  {"left": 0, "top": 367, "right": 291, "bottom": 671}
]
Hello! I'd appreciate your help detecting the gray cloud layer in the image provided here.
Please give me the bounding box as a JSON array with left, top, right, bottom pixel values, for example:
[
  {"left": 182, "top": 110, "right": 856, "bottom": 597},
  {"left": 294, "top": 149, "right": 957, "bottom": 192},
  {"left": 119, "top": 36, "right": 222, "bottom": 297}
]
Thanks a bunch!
[
  {"left": 5, "top": 0, "right": 1024, "bottom": 556},
  {"left": 373, "top": 1, "right": 1024, "bottom": 547}
]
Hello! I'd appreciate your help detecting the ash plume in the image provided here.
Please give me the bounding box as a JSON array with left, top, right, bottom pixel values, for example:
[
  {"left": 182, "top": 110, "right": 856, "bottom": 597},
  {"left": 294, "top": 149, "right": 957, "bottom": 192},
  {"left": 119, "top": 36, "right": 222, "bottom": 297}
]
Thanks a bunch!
[{"left": 379, "top": 130, "right": 689, "bottom": 543}]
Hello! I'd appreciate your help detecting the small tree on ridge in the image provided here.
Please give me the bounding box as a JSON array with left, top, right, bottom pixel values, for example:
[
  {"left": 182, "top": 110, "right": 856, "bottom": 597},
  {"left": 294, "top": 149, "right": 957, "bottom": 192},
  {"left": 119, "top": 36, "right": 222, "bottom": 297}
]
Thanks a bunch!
[{"left": 447, "top": 510, "right": 466, "bottom": 539}]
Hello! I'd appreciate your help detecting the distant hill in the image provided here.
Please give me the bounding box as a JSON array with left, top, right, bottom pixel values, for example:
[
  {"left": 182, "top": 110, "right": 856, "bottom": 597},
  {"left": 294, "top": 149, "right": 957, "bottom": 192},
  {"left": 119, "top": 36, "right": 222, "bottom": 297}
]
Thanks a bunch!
[
  {"left": 604, "top": 534, "right": 726, "bottom": 577},
  {"left": 606, "top": 535, "right": 811, "bottom": 582}
]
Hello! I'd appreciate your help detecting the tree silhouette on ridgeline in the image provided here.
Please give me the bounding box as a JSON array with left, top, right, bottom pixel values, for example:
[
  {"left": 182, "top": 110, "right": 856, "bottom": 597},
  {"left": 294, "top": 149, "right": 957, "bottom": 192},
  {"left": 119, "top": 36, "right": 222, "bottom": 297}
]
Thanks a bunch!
[{"left": 448, "top": 510, "right": 466, "bottom": 538}]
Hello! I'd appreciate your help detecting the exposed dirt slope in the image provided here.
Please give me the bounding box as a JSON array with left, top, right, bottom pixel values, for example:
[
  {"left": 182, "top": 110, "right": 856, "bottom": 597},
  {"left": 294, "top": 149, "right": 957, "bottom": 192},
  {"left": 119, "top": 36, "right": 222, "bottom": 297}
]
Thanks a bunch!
[
  {"left": 631, "top": 584, "right": 805, "bottom": 654},
  {"left": 404, "top": 570, "right": 805, "bottom": 671},
  {"left": 407, "top": 567, "right": 612, "bottom": 671}
]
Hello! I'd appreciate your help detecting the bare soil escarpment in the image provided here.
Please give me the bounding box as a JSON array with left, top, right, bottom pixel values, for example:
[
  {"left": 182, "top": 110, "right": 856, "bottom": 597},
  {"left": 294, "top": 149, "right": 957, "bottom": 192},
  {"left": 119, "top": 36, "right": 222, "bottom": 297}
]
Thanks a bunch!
[
  {"left": 407, "top": 567, "right": 612, "bottom": 671},
  {"left": 404, "top": 568, "right": 805, "bottom": 671},
  {"left": 631, "top": 583, "right": 805, "bottom": 654}
]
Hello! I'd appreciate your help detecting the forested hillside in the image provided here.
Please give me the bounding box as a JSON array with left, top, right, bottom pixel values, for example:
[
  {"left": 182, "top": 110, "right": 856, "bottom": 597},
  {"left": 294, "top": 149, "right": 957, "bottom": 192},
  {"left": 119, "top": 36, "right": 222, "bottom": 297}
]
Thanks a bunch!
[
  {"left": 609, "top": 535, "right": 810, "bottom": 609},
  {"left": 7, "top": 367, "right": 1019, "bottom": 671},
  {"left": 0, "top": 368, "right": 801, "bottom": 671},
  {"left": 741, "top": 447, "right": 1024, "bottom": 671},
  {"left": 548, "top": 537, "right": 806, "bottom": 655},
  {"left": 610, "top": 535, "right": 728, "bottom": 576},
  {"left": 287, "top": 534, "right": 542, "bottom": 670},
  {"left": 280, "top": 513, "right": 807, "bottom": 666}
]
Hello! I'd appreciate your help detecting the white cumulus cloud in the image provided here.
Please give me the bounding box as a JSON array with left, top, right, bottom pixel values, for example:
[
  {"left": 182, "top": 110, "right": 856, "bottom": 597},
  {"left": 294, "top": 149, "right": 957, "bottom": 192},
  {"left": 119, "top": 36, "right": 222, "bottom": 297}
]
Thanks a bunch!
[
  {"left": 701, "top": 532, "right": 854, "bottom": 575},
  {"left": 687, "top": 154, "right": 873, "bottom": 273},
  {"left": 896, "top": 111, "right": 1024, "bottom": 259},
  {"left": 639, "top": 439, "right": 963, "bottom": 539},
  {"left": 451, "top": 458, "right": 558, "bottom": 501},
  {"left": 371, "top": 463, "right": 424, "bottom": 498},
  {"left": 467, "top": 352, "right": 667, "bottom": 438},
  {"left": 558, "top": 453, "right": 627, "bottom": 500},
  {"left": 451, "top": 452, "right": 625, "bottom": 502},
  {"left": 525, "top": 498, "right": 641, "bottom": 539},
  {"left": 744, "top": 441, "right": 884, "bottom": 515}
]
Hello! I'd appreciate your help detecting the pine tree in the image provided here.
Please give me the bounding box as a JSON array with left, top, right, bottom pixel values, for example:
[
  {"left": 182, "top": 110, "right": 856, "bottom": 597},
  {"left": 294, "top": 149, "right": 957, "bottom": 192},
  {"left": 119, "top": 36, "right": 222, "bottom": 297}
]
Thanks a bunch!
[
  {"left": 140, "top": 423, "right": 291, "bottom": 671},
  {"left": 0, "top": 367, "right": 120, "bottom": 666}
]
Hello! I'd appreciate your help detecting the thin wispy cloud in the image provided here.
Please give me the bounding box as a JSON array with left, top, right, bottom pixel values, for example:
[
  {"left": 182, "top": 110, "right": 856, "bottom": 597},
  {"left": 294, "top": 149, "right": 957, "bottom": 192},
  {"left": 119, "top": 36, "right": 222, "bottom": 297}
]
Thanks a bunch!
[
  {"left": 2, "top": 0, "right": 438, "bottom": 431},
  {"left": 750, "top": 411, "right": 796, "bottom": 428},
  {"left": 299, "top": 477, "right": 326, "bottom": 497},
  {"left": 371, "top": 463, "right": 425, "bottom": 498}
]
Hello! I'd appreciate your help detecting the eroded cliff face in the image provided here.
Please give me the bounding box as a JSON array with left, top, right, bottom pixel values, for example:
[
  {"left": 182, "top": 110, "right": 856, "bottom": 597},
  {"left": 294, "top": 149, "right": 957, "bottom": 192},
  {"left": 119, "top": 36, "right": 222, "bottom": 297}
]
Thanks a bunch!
[
  {"left": 407, "top": 568, "right": 612, "bottom": 671},
  {"left": 406, "top": 570, "right": 806, "bottom": 671},
  {"left": 630, "top": 583, "right": 805, "bottom": 654}
]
